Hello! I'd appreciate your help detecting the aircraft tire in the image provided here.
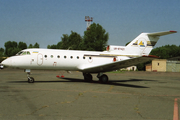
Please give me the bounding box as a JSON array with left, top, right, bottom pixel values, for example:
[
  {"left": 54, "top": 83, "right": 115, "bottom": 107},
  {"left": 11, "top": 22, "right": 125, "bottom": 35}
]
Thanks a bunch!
[
  {"left": 99, "top": 74, "right": 108, "bottom": 83},
  {"left": 28, "top": 77, "right": 34, "bottom": 83},
  {"left": 83, "top": 73, "right": 93, "bottom": 82}
]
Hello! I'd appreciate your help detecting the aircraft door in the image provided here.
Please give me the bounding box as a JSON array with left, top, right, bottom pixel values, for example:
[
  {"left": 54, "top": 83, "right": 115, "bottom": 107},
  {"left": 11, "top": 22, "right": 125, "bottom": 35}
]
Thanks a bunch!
[{"left": 37, "top": 53, "right": 43, "bottom": 65}]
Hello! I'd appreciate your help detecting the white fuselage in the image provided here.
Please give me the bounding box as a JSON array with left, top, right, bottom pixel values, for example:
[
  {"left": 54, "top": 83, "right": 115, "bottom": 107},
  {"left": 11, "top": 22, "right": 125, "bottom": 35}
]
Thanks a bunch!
[{"left": 3, "top": 48, "right": 131, "bottom": 72}]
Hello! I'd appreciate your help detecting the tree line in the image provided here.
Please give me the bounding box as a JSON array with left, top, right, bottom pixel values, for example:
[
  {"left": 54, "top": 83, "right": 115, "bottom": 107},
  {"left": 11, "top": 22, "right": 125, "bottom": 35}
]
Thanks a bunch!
[
  {"left": 47, "top": 23, "right": 109, "bottom": 51},
  {"left": 150, "top": 44, "right": 180, "bottom": 59},
  {"left": 0, "top": 23, "right": 109, "bottom": 57},
  {"left": 0, "top": 42, "right": 39, "bottom": 57}
]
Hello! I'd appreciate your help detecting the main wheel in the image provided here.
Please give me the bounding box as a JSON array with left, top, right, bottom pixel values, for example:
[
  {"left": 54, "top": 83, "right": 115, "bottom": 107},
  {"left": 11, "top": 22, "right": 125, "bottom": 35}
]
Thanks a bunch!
[
  {"left": 28, "top": 77, "right": 34, "bottom": 83},
  {"left": 99, "top": 74, "right": 108, "bottom": 83},
  {"left": 83, "top": 73, "right": 93, "bottom": 82}
]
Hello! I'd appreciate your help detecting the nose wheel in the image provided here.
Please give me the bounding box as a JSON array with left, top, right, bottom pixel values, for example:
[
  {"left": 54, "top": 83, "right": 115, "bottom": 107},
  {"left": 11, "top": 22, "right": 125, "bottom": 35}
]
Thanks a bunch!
[
  {"left": 28, "top": 77, "right": 34, "bottom": 83},
  {"left": 25, "top": 69, "right": 35, "bottom": 83}
]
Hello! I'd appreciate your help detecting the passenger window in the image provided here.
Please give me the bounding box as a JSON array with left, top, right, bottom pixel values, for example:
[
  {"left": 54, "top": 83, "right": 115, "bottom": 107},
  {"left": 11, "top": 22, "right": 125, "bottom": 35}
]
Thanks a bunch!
[
  {"left": 44, "top": 55, "right": 47, "bottom": 58},
  {"left": 83, "top": 56, "right": 85, "bottom": 59},
  {"left": 89, "top": 57, "right": 92, "bottom": 59},
  {"left": 57, "top": 55, "right": 60, "bottom": 58},
  {"left": 77, "top": 56, "right": 79, "bottom": 59},
  {"left": 51, "top": 55, "right": 53, "bottom": 58},
  {"left": 64, "top": 56, "right": 66, "bottom": 59},
  {"left": 70, "top": 56, "right": 73, "bottom": 59}
]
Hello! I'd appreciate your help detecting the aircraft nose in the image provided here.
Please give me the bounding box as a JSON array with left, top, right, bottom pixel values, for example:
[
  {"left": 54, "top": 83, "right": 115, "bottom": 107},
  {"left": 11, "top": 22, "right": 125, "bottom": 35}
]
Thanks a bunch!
[{"left": 1, "top": 58, "right": 12, "bottom": 67}]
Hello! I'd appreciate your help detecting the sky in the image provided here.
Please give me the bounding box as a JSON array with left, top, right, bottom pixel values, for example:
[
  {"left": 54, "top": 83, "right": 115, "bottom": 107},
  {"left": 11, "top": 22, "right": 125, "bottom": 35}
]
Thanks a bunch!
[{"left": 0, "top": 0, "right": 179, "bottom": 49}]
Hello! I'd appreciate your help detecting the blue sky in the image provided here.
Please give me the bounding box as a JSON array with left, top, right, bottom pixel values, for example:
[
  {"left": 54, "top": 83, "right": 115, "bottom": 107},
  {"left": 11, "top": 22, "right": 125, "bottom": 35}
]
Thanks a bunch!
[{"left": 0, "top": 0, "right": 179, "bottom": 49}]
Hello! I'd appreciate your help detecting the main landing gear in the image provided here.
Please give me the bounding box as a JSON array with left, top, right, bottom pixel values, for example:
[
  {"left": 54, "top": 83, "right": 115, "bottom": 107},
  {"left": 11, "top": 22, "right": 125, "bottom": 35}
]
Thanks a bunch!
[
  {"left": 83, "top": 72, "right": 109, "bottom": 83},
  {"left": 83, "top": 73, "right": 93, "bottom": 82},
  {"left": 97, "top": 73, "right": 109, "bottom": 83},
  {"left": 25, "top": 69, "right": 34, "bottom": 83}
]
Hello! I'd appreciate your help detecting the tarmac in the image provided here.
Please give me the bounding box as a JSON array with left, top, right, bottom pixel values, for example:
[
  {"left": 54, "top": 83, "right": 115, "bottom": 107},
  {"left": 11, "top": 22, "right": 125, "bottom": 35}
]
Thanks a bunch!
[{"left": 0, "top": 68, "right": 180, "bottom": 120}]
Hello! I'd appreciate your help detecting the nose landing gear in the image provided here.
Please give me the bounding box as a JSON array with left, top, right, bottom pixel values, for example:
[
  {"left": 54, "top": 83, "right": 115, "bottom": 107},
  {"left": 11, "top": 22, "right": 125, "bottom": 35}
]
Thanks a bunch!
[
  {"left": 28, "top": 76, "right": 34, "bottom": 83},
  {"left": 25, "top": 69, "right": 34, "bottom": 83}
]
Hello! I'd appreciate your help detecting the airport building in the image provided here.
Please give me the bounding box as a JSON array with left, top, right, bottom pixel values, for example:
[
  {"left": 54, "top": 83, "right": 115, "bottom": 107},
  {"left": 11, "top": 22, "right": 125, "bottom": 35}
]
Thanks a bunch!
[
  {"left": 146, "top": 57, "right": 180, "bottom": 72},
  {"left": 121, "top": 66, "right": 137, "bottom": 71}
]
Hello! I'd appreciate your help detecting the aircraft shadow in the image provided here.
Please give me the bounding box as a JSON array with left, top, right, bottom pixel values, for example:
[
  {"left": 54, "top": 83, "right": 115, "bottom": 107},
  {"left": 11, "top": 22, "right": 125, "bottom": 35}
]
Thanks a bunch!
[
  {"left": 58, "top": 78, "right": 154, "bottom": 88},
  {"left": 8, "top": 78, "right": 157, "bottom": 88}
]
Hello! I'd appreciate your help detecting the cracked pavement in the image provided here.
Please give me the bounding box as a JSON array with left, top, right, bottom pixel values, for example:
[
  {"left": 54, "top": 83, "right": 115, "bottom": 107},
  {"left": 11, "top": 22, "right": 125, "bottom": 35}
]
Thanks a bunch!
[{"left": 0, "top": 68, "right": 180, "bottom": 120}]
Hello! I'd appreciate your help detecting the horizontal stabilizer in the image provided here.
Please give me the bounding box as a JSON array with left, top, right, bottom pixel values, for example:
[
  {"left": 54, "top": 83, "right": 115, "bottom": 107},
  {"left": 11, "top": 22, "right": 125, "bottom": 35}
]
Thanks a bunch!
[{"left": 147, "top": 31, "right": 177, "bottom": 36}]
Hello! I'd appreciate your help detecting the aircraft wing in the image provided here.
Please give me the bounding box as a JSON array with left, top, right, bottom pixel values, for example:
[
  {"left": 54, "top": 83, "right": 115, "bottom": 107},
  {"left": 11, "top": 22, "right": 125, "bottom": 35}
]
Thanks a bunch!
[{"left": 79, "top": 55, "right": 158, "bottom": 73}]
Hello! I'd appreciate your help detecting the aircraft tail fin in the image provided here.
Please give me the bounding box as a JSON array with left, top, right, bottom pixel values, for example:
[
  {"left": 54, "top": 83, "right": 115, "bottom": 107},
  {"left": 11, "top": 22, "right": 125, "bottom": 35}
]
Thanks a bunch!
[{"left": 126, "top": 31, "right": 177, "bottom": 56}]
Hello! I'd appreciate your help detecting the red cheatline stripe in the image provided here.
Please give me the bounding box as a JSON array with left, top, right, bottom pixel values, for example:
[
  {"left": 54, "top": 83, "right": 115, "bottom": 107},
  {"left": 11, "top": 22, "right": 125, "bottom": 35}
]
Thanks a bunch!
[{"left": 173, "top": 98, "right": 179, "bottom": 120}]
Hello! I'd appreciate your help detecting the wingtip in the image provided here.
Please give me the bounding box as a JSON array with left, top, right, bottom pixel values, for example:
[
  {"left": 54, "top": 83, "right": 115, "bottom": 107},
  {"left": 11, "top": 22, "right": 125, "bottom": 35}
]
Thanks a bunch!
[{"left": 169, "top": 30, "right": 177, "bottom": 33}]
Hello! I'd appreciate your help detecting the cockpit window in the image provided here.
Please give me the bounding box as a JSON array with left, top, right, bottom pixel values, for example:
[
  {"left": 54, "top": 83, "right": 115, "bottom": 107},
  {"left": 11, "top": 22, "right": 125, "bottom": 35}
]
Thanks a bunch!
[
  {"left": 22, "top": 52, "right": 27, "bottom": 55},
  {"left": 16, "top": 51, "right": 31, "bottom": 56},
  {"left": 16, "top": 51, "right": 23, "bottom": 55},
  {"left": 27, "top": 51, "right": 30, "bottom": 55}
]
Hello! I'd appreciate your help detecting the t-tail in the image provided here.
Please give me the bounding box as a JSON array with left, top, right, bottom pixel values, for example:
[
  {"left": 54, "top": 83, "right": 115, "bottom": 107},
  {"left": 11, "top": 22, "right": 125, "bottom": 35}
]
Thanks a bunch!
[{"left": 107, "top": 31, "right": 177, "bottom": 56}]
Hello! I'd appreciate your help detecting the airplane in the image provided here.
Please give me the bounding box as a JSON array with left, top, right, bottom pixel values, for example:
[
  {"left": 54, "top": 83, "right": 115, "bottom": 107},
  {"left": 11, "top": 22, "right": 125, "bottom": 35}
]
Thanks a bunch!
[{"left": 1, "top": 30, "right": 177, "bottom": 83}]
